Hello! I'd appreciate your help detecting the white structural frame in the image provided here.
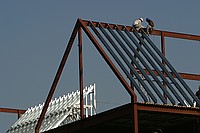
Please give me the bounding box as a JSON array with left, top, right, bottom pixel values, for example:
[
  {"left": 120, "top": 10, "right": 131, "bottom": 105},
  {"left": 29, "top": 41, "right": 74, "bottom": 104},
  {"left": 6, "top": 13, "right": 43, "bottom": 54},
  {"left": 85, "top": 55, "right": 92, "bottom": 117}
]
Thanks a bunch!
[{"left": 7, "top": 84, "right": 96, "bottom": 133}]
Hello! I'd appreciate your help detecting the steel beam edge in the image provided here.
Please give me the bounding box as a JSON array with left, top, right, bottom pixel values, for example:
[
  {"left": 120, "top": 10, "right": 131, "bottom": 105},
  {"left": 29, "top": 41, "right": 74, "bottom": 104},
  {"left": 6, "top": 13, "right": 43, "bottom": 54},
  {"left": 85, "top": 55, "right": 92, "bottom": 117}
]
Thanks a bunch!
[
  {"left": 81, "top": 19, "right": 200, "bottom": 41},
  {"left": 0, "top": 108, "right": 26, "bottom": 114}
]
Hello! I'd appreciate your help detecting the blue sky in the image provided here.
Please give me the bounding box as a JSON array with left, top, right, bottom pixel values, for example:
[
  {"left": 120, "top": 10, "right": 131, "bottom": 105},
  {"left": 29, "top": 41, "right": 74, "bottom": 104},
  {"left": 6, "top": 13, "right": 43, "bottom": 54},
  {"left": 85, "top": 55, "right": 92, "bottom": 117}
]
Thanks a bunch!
[{"left": 0, "top": 1, "right": 200, "bottom": 132}]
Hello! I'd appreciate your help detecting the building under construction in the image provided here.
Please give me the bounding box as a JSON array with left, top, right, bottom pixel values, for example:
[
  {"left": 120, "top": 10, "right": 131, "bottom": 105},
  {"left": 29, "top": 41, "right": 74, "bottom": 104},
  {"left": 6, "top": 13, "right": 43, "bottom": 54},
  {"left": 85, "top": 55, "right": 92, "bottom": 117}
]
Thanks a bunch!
[{"left": 1, "top": 18, "right": 200, "bottom": 133}]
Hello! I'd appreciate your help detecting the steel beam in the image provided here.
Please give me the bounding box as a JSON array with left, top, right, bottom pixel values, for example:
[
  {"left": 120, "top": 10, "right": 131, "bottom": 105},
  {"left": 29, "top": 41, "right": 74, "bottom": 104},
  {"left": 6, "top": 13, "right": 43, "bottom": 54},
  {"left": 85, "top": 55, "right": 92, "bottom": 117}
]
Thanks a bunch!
[
  {"left": 78, "top": 18, "right": 137, "bottom": 99},
  {"left": 141, "top": 30, "right": 200, "bottom": 106},
  {"left": 81, "top": 19, "right": 200, "bottom": 81},
  {"left": 35, "top": 20, "right": 80, "bottom": 133},
  {"left": 125, "top": 27, "right": 185, "bottom": 105},
  {"left": 177, "top": 72, "right": 200, "bottom": 81},
  {"left": 135, "top": 68, "right": 200, "bottom": 81},
  {"left": 153, "top": 30, "right": 200, "bottom": 41},
  {"left": 115, "top": 26, "right": 175, "bottom": 104},
  {"left": 107, "top": 25, "right": 166, "bottom": 103},
  {"left": 78, "top": 26, "right": 84, "bottom": 119},
  {"left": 161, "top": 31, "right": 167, "bottom": 100},
  {"left": 96, "top": 23, "right": 152, "bottom": 102},
  {"left": 132, "top": 96, "right": 138, "bottom": 133},
  {"left": 0, "top": 108, "right": 26, "bottom": 118},
  {"left": 81, "top": 20, "right": 200, "bottom": 41}
]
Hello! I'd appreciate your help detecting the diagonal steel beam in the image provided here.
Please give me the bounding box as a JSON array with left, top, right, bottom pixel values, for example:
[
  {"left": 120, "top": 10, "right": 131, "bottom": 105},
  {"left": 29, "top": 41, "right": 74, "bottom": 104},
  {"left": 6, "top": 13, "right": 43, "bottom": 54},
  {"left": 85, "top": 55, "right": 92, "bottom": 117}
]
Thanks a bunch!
[
  {"left": 81, "top": 20, "right": 200, "bottom": 82},
  {"left": 124, "top": 27, "right": 185, "bottom": 105},
  {"left": 113, "top": 25, "right": 175, "bottom": 104},
  {"left": 92, "top": 23, "right": 148, "bottom": 102},
  {"left": 141, "top": 30, "right": 200, "bottom": 106},
  {"left": 105, "top": 24, "right": 160, "bottom": 103},
  {"left": 35, "top": 19, "right": 80, "bottom": 133},
  {"left": 78, "top": 18, "right": 137, "bottom": 99}
]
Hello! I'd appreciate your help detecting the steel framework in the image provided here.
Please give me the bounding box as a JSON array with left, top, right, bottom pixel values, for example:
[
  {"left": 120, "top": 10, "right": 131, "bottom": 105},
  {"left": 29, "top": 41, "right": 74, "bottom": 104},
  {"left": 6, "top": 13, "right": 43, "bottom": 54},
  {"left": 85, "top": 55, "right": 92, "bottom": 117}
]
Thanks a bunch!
[
  {"left": 1, "top": 18, "right": 200, "bottom": 133},
  {"left": 7, "top": 84, "right": 96, "bottom": 133},
  {"left": 36, "top": 18, "right": 200, "bottom": 133}
]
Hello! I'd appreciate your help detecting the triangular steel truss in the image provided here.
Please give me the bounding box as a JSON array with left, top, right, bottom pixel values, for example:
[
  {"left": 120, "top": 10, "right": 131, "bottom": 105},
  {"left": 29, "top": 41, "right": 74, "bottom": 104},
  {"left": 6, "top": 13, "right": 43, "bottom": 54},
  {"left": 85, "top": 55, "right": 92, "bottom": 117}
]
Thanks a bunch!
[{"left": 34, "top": 18, "right": 200, "bottom": 133}]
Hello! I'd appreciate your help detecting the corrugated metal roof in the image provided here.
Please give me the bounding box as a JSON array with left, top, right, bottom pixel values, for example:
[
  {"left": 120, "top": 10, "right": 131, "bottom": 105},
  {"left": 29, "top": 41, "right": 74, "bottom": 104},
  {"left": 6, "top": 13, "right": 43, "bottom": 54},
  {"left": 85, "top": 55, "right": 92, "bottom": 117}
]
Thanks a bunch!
[{"left": 7, "top": 84, "right": 96, "bottom": 133}]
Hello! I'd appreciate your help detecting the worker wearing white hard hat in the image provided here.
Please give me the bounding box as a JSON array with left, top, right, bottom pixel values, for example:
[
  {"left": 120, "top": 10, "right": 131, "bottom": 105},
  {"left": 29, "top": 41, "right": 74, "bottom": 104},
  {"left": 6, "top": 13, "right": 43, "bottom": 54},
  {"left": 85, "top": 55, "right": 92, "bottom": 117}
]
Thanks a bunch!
[{"left": 132, "top": 17, "right": 144, "bottom": 32}]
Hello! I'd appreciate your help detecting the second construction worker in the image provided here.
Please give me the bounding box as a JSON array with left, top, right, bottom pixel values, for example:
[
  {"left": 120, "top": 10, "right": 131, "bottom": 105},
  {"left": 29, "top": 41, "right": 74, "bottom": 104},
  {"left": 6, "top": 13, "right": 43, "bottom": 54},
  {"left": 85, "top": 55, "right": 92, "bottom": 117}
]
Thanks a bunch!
[{"left": 146, "top": 18, "right": 154, "bottom": 35}]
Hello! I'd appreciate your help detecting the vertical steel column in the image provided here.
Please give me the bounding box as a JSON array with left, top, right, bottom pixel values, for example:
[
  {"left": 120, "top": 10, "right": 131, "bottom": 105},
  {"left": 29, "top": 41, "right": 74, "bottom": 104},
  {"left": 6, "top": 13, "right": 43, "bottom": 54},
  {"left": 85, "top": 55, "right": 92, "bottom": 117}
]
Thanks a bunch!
[
  {"left": 17, "top": 110, "right": 20, "bottom": 119},
  {"left": 78, "top": 26, "right": 84, "bottom": 119},
  {"left": 161, "top": 31, "right": 167, "bottom": 99},
  {"left": 132, "top": 96, "right": 138, "bottom": 133}
]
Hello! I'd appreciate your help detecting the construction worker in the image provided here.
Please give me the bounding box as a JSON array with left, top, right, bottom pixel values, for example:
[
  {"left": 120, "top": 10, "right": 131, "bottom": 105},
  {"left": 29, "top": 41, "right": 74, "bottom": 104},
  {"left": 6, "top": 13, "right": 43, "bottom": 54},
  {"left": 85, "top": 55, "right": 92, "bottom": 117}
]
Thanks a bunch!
[
  {"left": 132, "top": 18, "right": 144, "bottom": 32},
  {"left": 146, "top": 18, "right": 154, "bottom": 35}
]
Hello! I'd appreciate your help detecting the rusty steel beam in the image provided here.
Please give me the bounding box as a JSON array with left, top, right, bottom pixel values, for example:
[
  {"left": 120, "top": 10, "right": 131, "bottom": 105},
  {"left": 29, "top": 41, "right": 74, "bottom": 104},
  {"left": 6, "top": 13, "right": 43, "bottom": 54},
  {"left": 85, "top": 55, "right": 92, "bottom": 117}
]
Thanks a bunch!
[
  {"left": 131, "top": 96, "right": 138, "bottom": 133},
  {"left": 161, "top": 31, "right": 167, "bottom": 99},
  {"left": 135, "top": 68, "right": 200, "bottom": 81},
  {"left": 177, "top": 72, "right": 200, "bottom": 80},
  {"left": 0, "top": 108, "right": 26, "bottom": 114},
  {"left": 81, "top": 20, "right": 200, "bottom": 41},
  {"left": 0, "top": 108, "right": 26, "bottom": 119},
  {"left": 35, "top": 20, "right": 80, "bottom": 133},
  {"left": 78, "top": 26, "right": 84, "bottom": 119},
  {"left": 153, "top": 30, "right": 200, "bottom": 41}
]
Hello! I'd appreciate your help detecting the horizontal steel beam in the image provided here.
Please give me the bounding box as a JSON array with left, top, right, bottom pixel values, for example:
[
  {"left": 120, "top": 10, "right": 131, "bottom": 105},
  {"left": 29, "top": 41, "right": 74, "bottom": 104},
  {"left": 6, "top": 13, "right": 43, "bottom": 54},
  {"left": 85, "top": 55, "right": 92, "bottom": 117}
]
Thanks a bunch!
[
  {"left": 153, "top": 30, "right": 200, "bottom": 41},
  {"left": 0, "top": 108, "right": 26, "bottom": 114},
  {"left": 81, "top": 19, "right": 200, "bottom": 41},
  {"left": 135, "top": 68, "right": 200, "bottom": 81}
]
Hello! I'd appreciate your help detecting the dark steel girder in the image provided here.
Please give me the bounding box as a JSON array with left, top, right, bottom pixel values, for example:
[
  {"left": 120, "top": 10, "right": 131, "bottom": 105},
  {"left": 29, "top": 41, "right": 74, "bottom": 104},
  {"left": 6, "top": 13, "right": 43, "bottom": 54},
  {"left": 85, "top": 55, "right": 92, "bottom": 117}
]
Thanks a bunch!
[
  {"left": 35, "top": 19, "right": 80, "bottom": 133},
  {"left": 81, "top": 19, "right": 200, "bottom": 81},
  {"left": 78, "top": 19, "right": 137, "bottom": 99},
  {"left": 81, "top": 19, "right": 200, "bottom": 41}
]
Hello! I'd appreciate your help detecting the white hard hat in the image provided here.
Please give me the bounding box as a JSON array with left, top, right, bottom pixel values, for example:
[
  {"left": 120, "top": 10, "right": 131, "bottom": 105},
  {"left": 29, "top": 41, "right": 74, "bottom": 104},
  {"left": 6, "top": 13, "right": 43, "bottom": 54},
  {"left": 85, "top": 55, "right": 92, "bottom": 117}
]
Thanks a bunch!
[{"left": 139, "top": 18, "right": 143, "bottom": 22}]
